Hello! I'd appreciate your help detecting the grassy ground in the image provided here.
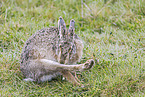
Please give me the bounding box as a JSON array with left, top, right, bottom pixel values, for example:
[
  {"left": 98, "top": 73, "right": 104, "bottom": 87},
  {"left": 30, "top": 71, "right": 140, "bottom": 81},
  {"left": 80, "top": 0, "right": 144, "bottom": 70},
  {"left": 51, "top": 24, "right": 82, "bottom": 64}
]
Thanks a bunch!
[{"left": 0, "top": 0, "right": 145, "bottom": 96}]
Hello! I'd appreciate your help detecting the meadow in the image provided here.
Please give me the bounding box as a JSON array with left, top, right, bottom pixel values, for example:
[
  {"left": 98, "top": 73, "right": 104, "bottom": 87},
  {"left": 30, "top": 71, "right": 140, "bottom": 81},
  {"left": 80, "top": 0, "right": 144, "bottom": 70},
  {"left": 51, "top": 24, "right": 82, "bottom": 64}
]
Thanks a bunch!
[{"left": 0, "top": 0, "right": 145, "bottom": 96}]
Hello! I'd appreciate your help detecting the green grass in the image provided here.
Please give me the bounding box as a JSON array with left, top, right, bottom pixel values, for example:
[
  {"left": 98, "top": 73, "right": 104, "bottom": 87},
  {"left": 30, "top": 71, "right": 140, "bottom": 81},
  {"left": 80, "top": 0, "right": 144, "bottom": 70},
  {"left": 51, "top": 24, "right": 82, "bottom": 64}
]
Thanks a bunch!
[{"left": 0, "top": 0, "right": 145, "bottom": 96}]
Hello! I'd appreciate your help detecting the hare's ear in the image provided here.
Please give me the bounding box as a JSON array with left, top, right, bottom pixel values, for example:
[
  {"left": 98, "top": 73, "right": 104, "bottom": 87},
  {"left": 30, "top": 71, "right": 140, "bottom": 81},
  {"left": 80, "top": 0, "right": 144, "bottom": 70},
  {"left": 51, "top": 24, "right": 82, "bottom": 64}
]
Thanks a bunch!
[
  {"left": 68, "top": 19, "right": 75, "bottom": 38},
  {"left": 58, "top": 16, "right": 66, "bottom": 38}
]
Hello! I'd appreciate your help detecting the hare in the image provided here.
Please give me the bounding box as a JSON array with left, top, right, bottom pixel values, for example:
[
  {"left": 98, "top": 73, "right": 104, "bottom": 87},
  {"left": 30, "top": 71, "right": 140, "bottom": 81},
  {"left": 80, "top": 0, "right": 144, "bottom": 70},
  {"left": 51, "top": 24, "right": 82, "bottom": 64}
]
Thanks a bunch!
[{"left": 20, "top": 16, "right": 94, "bottom": 85}]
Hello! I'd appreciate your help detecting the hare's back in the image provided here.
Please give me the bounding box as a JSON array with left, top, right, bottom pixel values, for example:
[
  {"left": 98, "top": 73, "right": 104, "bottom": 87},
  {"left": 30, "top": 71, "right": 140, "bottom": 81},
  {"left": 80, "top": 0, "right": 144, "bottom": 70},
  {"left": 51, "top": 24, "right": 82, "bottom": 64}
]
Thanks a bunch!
[
  {"left": 30, "top": 27, "right": 59, "bottom": 46},
  {"left": 20, "top": 27, "right": 59, "bottom": 66}
]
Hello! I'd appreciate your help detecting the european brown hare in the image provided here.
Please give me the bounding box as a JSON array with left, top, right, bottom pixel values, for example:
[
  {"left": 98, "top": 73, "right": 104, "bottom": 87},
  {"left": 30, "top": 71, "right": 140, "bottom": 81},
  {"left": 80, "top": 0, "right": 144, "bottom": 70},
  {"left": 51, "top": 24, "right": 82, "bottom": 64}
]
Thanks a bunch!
[{"left": 20, "top": 16, "right": 94, "bottom": 85}]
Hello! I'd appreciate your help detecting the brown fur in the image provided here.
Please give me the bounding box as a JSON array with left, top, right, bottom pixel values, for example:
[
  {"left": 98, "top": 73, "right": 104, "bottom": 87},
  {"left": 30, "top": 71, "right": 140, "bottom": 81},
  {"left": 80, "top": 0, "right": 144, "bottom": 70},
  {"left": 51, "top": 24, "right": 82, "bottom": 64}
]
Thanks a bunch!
[{"left": 20, "top": 17, "right": 94, "bottom": 85}]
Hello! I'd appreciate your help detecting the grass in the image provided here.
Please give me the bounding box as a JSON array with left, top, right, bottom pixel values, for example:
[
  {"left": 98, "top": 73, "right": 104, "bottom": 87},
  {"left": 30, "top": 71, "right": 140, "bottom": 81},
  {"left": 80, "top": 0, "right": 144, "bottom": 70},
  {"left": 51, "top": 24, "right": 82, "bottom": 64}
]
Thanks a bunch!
[{"left": 0, "top": 0, "right": 145, "bottom": 96}]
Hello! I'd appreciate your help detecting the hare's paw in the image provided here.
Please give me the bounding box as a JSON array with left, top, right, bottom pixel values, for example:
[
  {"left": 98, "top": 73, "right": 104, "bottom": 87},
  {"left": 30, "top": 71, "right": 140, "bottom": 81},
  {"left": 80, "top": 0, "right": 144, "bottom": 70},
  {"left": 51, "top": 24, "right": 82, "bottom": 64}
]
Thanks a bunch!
[{"left": 83, "top": 59, "right": 94, "bottom": 70}]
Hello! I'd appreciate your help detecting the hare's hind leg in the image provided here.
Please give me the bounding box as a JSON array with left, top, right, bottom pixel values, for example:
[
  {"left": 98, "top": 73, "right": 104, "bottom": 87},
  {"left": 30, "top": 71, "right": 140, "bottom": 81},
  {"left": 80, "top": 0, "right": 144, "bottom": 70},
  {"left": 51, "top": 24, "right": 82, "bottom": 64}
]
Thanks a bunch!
[
  {"left": 61, "top": 71, "right": 80, "bottom": 86},
  {"left": 39, "top": 59, "right": 94, "bottom": 72},
  {"left": 39, "top": 59, "right": 94, "bottom": 85}
]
